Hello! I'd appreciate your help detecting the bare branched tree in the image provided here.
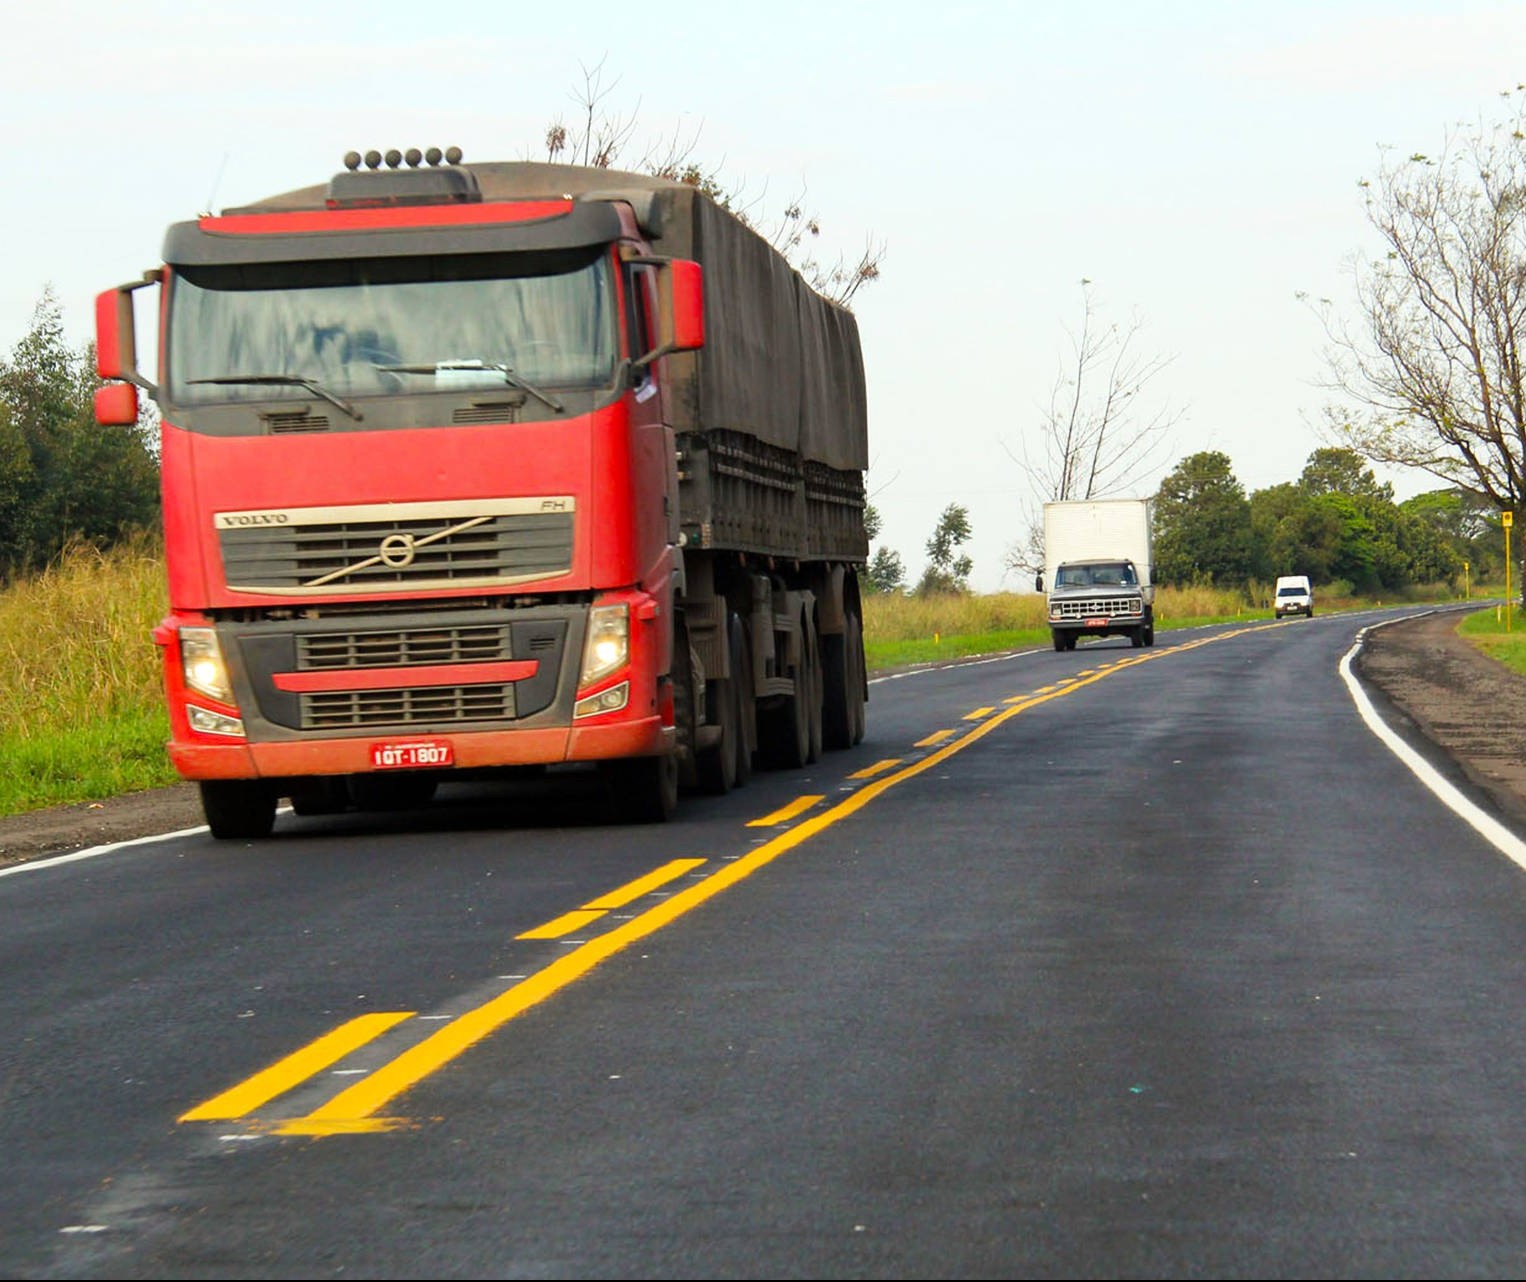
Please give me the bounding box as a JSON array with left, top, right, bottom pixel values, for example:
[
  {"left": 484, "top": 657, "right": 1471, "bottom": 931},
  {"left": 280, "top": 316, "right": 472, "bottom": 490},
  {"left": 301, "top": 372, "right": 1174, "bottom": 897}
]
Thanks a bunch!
[
  {"left": 1001, "top": 281, "right": 1183, "bottom": 581},
  {"left": 1307, "top": 88, "right": 1526, "bottom": 525},
  {"left": 538, "top": 59, "right": 885, "bottom": 309}
]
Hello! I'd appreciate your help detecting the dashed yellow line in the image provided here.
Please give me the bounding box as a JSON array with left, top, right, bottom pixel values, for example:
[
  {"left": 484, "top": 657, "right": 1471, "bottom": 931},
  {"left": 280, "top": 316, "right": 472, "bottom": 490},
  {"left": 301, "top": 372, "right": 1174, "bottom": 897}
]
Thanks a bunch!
[
  {"left": 747, "top": 795, "right": 826, "bottom": 827},
  {"left": 195, "top": 623, "right": 1269, "bottom": 1135},
  {"left": 179, "top": 1013, "right": 415, "bottom": 1123},
  {"left": 517, "top": 858, "right": 706, "bottom": 939},
  {"left": 849, "top": 759, "right": 902, "bottom": 779}
]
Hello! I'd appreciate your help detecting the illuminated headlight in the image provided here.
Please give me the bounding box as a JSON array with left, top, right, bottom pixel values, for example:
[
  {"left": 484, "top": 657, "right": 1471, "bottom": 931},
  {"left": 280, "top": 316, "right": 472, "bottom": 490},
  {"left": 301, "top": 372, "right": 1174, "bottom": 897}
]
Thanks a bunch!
[
  {"left": 180, "top": 626, "right": 234, "bottom": 703},
  {"left": 575, "top": 681, "right": 629, "bottom": 719},
  {"left": 187, "top": 704, "right": 245, "bottom": 736},
  {"left": 580, "top": 603, "right": 630, "bottom": 686}
]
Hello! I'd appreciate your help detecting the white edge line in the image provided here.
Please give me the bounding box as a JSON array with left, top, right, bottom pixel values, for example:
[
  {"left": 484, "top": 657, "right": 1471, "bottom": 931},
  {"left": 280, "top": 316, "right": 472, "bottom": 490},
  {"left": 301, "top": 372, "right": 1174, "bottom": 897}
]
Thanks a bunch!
[
  {"left": 0, "top": 824, "right": 211, "bottom": 877},
  {"left": 1341, "top": 627, "right": 1526, "bottom": 869}
]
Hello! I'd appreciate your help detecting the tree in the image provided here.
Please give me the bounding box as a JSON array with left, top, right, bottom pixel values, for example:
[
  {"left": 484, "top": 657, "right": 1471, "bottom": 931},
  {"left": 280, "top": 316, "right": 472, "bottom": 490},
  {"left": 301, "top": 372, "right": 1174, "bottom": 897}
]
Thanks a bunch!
[
  {"left": 916, "top": 503, "right": 973, "bottom": 595},
  {"left": 861, "top": 502, "right": 905, "bottom": 594},
  {"left": 1153, "top": 451, "right": 1254, "bottom": 587},
  {"left": 865, "top": 546, "right": 906, "bottom": 595},
  {"left": 542, "top": 59, "right": 884, "bottom": 309},
  {"left": 1401, "top": 487, "right": 1500, "bottom": 581},
  {"left": 1002, "top": 280, "right": 1183, "bottom": 580},
  {"left": 0, "top": 289, "right": 160, "bottom": 580},
  {"left": 1309, "top": 91, "right": 1526, "bottom": 565},
  {"left": 1298, "top": 446, "right": 1393, "bottom": 500}
]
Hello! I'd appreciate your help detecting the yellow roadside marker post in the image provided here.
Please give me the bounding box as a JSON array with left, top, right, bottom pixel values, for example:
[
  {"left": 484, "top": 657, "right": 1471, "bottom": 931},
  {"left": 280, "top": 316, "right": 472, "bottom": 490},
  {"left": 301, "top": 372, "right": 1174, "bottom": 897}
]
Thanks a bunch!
[{"left": 1505, "top": 512, "right": 1513, "bottom": 632}]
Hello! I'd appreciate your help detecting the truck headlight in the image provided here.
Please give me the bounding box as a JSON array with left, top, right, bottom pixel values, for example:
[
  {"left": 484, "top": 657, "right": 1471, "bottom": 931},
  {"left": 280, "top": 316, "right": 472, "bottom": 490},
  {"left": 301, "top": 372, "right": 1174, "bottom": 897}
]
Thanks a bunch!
[
  {"left": 180, "top": 626, "right": 234, "bottom": 704},
  {"left": 580, "top": 603, "right": 630, "bottom": 686}
]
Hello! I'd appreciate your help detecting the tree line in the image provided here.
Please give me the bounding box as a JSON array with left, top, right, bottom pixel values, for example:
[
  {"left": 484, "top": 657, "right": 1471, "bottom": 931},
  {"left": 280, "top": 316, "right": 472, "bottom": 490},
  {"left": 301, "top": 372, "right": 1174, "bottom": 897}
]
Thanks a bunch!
[
  {"left": 862, "top": 444, "right": 1495, "bottom": 600},
  {"left": 0, "top": 290, "right": 159, "bottom": 583}
]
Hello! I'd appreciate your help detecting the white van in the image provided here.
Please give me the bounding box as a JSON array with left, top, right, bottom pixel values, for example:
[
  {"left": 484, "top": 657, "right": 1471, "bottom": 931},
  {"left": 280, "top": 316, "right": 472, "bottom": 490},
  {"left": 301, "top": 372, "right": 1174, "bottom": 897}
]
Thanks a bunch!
[{"left": 1273, "top": 574, "right": 1313, "bottom": 619}]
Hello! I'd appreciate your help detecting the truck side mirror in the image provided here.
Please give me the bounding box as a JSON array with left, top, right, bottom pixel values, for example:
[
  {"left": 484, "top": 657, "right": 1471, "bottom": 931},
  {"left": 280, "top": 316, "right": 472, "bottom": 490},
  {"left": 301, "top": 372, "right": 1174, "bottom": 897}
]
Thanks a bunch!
[
  {"left": 1035, "top": 574, "right": 1043, "bottom": 593},
  {"left": 667, "top": 258, "right": 704, "bottom": 352},
  {"left": 633, "top": 257, "right": 704, "bottom": 368},
  {"left": 94, "top": 381, "right": 139, "bottom": 426},
  {"left": 94, "top": 272, "right": 162, "bottom": 396}
]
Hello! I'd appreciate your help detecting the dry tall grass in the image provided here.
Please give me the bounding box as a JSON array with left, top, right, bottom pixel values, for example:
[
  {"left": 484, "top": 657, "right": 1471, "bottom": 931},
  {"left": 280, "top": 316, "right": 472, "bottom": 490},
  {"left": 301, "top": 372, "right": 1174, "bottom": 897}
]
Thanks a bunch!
[
  {"left": 860, "top": 583, "right": 1251, "bottom": 644},
  {"left": 0, "top": 533, "right": 174, "bottom": 809}
]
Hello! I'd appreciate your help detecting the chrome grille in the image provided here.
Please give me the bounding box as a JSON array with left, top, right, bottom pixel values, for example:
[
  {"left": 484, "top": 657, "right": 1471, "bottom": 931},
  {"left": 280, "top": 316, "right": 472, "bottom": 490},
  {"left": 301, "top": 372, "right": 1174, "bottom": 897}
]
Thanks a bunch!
[
  {"left": 302, "top": 683, "right": 515, "bottom": 729},
  {"left": 217, "top": 500, "right": 574, "bottom": 594},
  {"left": 1051, "top": 593, "right": 1144, "bottom": 621}
]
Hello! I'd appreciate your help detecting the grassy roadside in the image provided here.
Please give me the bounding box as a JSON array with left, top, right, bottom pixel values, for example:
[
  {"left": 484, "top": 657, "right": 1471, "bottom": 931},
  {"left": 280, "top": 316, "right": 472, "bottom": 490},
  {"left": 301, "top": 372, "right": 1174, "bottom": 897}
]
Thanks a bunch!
[
  {"left": 0, "top": 541, "right": 1484, "bottom": 818},
  {"left": 1457, "top": 603, "right": 1526, "bottom": 676}
]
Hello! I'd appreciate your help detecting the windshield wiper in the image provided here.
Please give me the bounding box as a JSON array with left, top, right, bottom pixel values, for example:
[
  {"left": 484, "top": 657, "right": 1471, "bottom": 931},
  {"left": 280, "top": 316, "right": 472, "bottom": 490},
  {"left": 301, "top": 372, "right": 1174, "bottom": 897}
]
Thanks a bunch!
[
  {"left": 375, "top": 360, "right": 565, "bottom": 413},
  {"left": 187, "top": 375, "right": 362, "bottom": 421}
]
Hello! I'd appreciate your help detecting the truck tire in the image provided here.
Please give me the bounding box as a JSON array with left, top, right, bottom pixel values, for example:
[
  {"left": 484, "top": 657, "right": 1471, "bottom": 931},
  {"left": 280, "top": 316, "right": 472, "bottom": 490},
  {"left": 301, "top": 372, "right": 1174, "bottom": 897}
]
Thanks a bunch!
[
  {"left": 822, "top": 609, "right": 868, "bottom": 751},
  {"left": 1131, "top": 627, "right": 1145, "bottom": 648},
  {"left": 695, "top": 670, "right": 738, "bottom": 796},
  {"left": 601, "top": 752, "right": 678, "bottom": 823},
  {"left": 199, "top": 780, "right": 277, "bottom": 840},
  {"left": 760, "top": 611, "right": 817, "bottom": 770},
  {"left": 1052, "top": 630, "right": 1066, "bottom": 652},
  {"left": 806, "top": 615, "right": 824, "bottom": 765},
  {"left": 730, "top": 613, "right": 755, "bottom": 785}
]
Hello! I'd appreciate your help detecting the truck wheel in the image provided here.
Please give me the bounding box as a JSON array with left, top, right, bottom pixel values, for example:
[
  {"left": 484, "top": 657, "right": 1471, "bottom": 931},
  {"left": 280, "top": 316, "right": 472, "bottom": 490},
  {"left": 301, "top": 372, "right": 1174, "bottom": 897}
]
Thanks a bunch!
[
  {"left": 805, "top": 614, "right": 824, "bottom": 765},
  {"left": 602, "top": 753, "right": 678, "bottom": 823},
  {"left": 1131, "top": 627, "right": 1145, "bottom": 648},
  {"left": 1052, "top": 631, "right": 1066, "bottom": 652},
  {"left": 199, "top": 780, "right": 277, "bottom": 840},
  {"left": 821, "top": 608, "right": 867, "bottom": 750},
  {"left": 731, "top": 614, "right": 755, "bottom": 785},
  {"left": 1144, "top": 622, "right": 1156, "bottom": 647},
  {"left": 760, "top": 614, "right": 815, "bottom": 770},
  {"left": 846, "top": 610, "right": 866, "bottom": 746},
  {"left": 694, "top": 671, "right": 738, "bottom": 796}
]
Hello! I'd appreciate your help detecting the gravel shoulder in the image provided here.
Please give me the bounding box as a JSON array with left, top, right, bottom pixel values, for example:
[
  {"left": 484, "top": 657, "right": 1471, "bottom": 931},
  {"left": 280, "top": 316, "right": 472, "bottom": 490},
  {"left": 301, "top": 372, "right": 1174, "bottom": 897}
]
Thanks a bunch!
[{"left": 3, "top": 608, "right": 1521, "bottom": 866}]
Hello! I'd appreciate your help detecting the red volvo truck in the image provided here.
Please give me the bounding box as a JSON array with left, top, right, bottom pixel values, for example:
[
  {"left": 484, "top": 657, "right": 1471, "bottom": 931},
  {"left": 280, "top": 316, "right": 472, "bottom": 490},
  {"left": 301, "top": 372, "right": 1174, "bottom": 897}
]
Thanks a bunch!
[{"left": 94, "top": 150, "right": 869, "bottom": 838}]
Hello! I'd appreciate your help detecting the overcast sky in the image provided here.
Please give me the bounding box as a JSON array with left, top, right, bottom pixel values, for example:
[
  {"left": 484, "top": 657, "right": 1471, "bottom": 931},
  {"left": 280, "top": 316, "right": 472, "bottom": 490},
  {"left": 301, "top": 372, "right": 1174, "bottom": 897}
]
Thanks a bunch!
[{"left": 6, "top": 0, "right": 1524, "bottom": 591}]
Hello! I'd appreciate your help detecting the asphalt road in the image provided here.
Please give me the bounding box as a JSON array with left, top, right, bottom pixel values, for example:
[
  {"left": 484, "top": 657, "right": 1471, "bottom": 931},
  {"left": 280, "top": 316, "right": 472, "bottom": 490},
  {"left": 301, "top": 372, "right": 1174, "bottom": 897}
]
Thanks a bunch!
[{"left": 5, "top": 606, "right": 1526, "bottom": 1280}]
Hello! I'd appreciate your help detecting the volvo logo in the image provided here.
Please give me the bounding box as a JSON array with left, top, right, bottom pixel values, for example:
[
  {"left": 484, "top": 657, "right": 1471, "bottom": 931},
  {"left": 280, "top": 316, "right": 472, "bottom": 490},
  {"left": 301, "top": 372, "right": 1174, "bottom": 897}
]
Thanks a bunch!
[{"left": 378, "top": 533, "right": 417, "bottom": 568}]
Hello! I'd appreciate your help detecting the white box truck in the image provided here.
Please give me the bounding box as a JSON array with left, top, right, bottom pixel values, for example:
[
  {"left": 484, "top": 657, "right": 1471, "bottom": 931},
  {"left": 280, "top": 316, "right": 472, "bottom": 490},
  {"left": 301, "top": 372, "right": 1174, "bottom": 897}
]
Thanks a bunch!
[{"left": 1038, "top": 498, "right": 1156, "bottom": 651}]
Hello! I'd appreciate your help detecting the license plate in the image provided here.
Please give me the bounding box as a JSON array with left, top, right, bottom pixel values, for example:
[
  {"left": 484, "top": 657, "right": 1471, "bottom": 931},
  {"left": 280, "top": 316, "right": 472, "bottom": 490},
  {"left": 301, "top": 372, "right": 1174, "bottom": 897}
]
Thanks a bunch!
[
  {"left": 1085, "top": 617, "right": 1108, "bottom": 628},
  {"left": 369, "top": 740, "right": 453, "bottom": 769}
]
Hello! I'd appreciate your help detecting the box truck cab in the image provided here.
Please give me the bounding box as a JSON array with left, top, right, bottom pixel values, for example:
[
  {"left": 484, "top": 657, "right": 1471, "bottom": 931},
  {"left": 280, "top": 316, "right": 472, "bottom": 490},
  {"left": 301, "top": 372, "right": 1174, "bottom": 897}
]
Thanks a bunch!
[{"left": 1273, "top": 575, "right": 1314, "bottom": 619}]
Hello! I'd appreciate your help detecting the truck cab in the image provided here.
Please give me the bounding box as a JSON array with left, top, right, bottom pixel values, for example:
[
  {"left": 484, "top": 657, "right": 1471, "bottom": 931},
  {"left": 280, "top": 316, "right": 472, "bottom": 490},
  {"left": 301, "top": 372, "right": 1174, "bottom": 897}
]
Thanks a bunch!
[{"left": 1044, "top": 558, "right": 1153, "bottom": 651}]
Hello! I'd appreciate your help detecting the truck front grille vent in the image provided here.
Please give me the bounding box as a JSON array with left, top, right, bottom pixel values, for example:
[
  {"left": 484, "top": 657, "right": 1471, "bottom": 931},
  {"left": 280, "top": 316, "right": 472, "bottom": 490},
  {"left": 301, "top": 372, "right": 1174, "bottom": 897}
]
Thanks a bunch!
[
  {"left": 219, "top": 508, "right": 574, "bottom": 593},
  {"left": 301, "top": 684, "right": 515, "bottom": 729},
  {"left": 453, "top": 402, "right": 522, "bottom": 424},
  {"left": 1052, "top": 594, "right": 1144, "bottom": 621},
  {"left": 265, "top": 412, "right": 331, "bottom": 433},
  {"left": 298, "top": 625, "right": 510, "bottom": 670}
]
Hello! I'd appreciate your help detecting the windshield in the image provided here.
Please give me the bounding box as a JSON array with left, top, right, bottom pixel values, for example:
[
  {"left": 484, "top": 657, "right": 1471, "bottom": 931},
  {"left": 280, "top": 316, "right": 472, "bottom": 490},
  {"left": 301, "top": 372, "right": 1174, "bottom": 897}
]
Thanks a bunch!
[
  {"left": 1057, "top": 563, "right": 1135, "bottom": 588},
  {"left": 165, "top": 247, "right": 617, "bottom": 407}
]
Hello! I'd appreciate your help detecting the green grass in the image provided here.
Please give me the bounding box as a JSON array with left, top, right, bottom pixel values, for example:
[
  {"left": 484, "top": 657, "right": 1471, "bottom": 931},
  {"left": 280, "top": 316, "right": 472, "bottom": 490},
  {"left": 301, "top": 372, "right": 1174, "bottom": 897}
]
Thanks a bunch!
[
  {"left": 1457, "top": 603, "right": 1526, "bottom": 676},
  {"left": 0, "top": 534, "right": 178, "bottom": 814},
  {"left": 0, "top": 543, "right": 1487, "bottom": 820}
]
